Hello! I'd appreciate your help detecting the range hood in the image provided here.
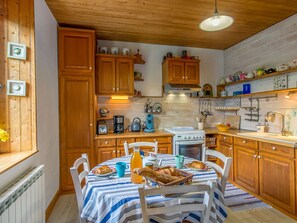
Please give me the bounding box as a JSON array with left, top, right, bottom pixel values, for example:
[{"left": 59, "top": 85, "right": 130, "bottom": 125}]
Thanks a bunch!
[{"left": 164, "top": 83, "right": 202, "bottom": 94}]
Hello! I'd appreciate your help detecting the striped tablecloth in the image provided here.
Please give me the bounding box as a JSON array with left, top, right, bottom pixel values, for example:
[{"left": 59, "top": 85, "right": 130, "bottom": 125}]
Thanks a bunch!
[{"left": 81, "top": 154, "right": 227, "bottom": 223}]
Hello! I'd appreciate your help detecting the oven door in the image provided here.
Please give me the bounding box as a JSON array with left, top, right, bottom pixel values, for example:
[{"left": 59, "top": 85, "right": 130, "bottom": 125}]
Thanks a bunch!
[{"left": 175, "top": 140, "right": 204, "bottom": 161}]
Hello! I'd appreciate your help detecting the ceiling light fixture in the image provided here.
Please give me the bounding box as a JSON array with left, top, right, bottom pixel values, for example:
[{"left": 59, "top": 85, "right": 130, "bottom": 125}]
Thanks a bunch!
[{"left": 199, "top": 0, "right": 234, "bottom": 32}]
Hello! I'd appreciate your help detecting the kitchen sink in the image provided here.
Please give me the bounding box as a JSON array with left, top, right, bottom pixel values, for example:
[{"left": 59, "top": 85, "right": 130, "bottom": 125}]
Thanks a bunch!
[{"left": 237, "top": 132, "right": 297, "bottom": 146}]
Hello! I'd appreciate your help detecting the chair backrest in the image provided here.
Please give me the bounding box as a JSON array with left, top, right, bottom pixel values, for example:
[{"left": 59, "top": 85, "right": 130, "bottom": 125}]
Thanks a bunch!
[
  {"left": 123, "top": 141, "right": 158, "bottom": 156},
  {"left": 202, "top": 148, "right": 232, "bottom": 194},
  {"left": 138, "top": 180, "right": 215, "bottom": 223},
  {"left": 70, "top": 154, "right": 90, "bottom": 223}
]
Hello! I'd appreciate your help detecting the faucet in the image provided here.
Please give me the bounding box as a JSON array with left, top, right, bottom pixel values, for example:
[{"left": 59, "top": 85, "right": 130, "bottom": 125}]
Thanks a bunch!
[{"left": 265, "top": 111, "right": 287, "bottom": 136}]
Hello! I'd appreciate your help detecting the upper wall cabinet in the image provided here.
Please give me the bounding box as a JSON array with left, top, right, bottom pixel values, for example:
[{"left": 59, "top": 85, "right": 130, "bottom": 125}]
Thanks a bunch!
[
  {"left": 162, "top": 58, "right": 200, "bottom": 85},
  {"left": 96, "top": 54, "right": 134, "bottom": 96},
  {"left": 58, "top": 27, "right": 95, "bottom": 75}
]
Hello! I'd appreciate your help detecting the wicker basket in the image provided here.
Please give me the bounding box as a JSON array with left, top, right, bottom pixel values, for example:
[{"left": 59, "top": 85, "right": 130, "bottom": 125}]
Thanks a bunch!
[
  {"left": 215, "top": 124, "right": 231, "bottom": 131},
  {"left": 144, "top": 166, "right": 194, "bottom": 188}
]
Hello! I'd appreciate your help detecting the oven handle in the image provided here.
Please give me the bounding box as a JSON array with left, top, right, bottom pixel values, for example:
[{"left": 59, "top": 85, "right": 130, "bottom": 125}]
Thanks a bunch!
[{"left": 175, "top": 140, "right": 204, "bottom": 145}]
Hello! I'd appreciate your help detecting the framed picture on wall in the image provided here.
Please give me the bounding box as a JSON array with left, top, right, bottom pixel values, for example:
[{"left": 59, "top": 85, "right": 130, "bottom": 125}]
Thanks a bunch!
[{"left": 274, "top": 75, "right": 288, "bottom": 90}]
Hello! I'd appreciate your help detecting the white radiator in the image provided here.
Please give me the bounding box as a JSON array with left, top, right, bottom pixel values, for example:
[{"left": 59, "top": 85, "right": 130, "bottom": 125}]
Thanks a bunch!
[{"left": 0, "top": 165, "right": 45, "bottom": 223}]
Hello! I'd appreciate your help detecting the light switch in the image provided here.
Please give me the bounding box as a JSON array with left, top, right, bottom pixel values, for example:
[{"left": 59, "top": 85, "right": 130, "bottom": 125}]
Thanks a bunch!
[{"left": 7, "top": 80, "right": 27, "bottom": 96}]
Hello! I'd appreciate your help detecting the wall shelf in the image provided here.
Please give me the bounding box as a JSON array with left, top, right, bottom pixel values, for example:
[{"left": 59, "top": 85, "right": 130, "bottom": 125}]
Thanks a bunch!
[
  {"left": 218, "top": 67, "right": 297, "bottom": 88},
  {"left": 219, "top": 87, "right": 297, "bottom": 99},
  {"left": 134, "top": 77, "right": 144, "bottom": 81}
]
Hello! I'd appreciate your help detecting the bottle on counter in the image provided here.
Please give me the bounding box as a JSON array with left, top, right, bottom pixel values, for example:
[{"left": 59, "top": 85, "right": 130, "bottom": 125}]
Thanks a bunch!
[{"left": 130, "top": 148, "right": 143, "bottom": 184}]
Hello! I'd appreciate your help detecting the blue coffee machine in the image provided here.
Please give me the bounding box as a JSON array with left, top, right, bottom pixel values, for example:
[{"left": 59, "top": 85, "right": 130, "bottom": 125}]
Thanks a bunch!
[{"left": 144, "top": 114, "right": 155, "bottom": 132}]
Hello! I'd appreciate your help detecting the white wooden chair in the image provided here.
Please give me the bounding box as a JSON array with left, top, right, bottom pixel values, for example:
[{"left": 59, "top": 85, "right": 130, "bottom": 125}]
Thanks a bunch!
[
  {"left": 138, "top": 180, "right": 215, "bottom": 223},
  {"left": 123, "top": 141, "right": 158, "bottom": 156},
  {"left": 202, "top": 148, "right": 232, "bottom": 194},
  {"left": 70, "top": 153, "right": 90, "bottom": 223}
]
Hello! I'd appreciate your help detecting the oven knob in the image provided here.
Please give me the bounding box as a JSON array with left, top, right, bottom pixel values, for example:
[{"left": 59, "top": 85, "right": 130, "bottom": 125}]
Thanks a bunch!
[{"left": 184, "top": 136, "right": 187, "bottom": 139}]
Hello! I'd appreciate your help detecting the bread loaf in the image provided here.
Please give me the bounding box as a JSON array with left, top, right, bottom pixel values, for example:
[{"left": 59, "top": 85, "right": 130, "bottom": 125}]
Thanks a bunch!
[
  {"left": 189, "top": 161, "right": 207, "bottom": 169},
  {"left": 135, "top": 167, "right": 182, "bottom": 183},
  {"left": 94, "top": 165, "right": 113, "bottom": 174}
]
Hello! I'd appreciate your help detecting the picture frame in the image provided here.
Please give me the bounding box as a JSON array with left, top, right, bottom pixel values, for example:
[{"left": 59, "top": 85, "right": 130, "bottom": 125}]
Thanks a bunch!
[
  {"left": 274, "top": 75, "right": 288, "bottom": 90},
  {"left": 7, "top": 42, "right": 27, "bottom": 60},
  {"left": 7, "top": 80, "right": 27, "bottom": 96}
]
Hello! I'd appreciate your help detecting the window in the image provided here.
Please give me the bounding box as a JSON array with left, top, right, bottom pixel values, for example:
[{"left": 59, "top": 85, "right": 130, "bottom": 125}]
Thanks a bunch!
[{"left": 0, "top": 0, "right": 37, "bottom": 173}]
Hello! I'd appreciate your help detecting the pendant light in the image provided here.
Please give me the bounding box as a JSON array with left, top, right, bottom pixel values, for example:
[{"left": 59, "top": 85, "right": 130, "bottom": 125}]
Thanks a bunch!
[{"left": 199, "top": 0, "right": 234, "bottom": 31}]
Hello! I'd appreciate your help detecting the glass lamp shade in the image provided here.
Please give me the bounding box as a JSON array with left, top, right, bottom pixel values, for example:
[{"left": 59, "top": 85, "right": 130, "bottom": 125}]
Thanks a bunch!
[{"left": 199, "top": 14, "right": 234, "bottom": 31}]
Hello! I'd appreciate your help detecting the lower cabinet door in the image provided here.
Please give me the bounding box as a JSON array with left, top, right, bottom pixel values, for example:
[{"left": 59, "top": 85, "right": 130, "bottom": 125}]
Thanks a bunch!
[
  {"left": 259, "top": 152, "right": 295, "bottom": 214},
  {"left": 158, "top": 144, "right": 172, "bottom": 154},
  {"left": 218, "top": 142, "right": 233, "bottom": 181},
  {"left": 234, "top": 145, "right": 259, "bottom": 194},
  {"left": 96, "top": 147, "right": 116, "bottom": 163}
]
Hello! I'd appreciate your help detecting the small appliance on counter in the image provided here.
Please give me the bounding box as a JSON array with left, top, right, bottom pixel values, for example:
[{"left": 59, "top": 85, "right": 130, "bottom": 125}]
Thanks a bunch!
[
  {"left": 131, "top": 117, "right": 141, "bottom": 132},
  {"left": 99, "top": 107, "right": 109, "bottom": 117},
  {"left": 97, "top": 120, "right": 108, "bottom": 135},
  {"left": 144, "top": 114, "right": 155, "bottom": 133},
  {"left": 113, "top": 115, "right": 124, "bottom": 133}
]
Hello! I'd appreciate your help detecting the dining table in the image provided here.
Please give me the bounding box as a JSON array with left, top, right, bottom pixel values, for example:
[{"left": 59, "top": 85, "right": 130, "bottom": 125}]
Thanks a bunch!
[{"left": 81, "top": 154, "right": 228, "bottom": 223}]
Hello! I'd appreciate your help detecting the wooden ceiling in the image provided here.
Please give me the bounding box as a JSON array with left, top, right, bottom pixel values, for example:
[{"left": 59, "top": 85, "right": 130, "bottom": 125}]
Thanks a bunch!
[{"left": 45, "top": 0, "right": 297, "bottom": 50}]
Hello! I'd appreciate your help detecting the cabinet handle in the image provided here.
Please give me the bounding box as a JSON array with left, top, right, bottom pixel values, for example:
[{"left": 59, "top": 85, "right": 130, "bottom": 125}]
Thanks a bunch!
[
  {"left": 89, "top": 67, "right": 92, "bottom": 70},
  {"left": 118, "top": 151, "right": 120, "bottom": 154},
  {"left": 272, "top": 147, "right": 276, "bottom": 150},
  {"left": 243, "top": 140, "right": 246, "bottom": 144},
  {"left": 90, "top": 123, "right": 93, "bottom": 126},
  {"left": 117, "top": 88, "right": 119, "bottom": 90},
  {"left": 105, "top": 141, "right": 109, "bottom": 144},
  {"left": 229, "top": 147, "right": 232, "bottom": 150},
  {"left": 223, "top": 137, "right": 226, "bottom": 140},
  {"left": 185, "top": 76, "right": 188, "bottom": 79},
  {"left": 258, "top": 156, "right": 261, "bottom": 159},
  {"left": 253, "top": 154, "right": 257, "bottom": 158},
  {"left": 182, "top": 76, "right": 185, "bottom": 79},
  {"left": 113, "top": 150, "right": 116, "bottom": 153}
]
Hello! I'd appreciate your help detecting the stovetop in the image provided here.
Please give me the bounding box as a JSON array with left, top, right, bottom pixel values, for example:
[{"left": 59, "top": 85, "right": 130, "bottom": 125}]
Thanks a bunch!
[{"left": 164, "top": 126, "right": 205, "bottom": 135}]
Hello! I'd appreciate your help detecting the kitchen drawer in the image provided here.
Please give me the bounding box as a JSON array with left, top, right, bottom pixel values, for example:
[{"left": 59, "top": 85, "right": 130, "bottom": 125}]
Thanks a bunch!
[
  {"left": 117, "top": 138, "right": 135, "bottom": 147},
  {"left": 218, "top": 134, "right": 233, "bottom": 144},
  {"left": 136, "top": 136, "right": 172, "bottom": 144},
  {"left": 259, "top": 142, "right": 294, "bottom": 158},
  {"left": 234, "top": 137, "right": 257, "bottom": 149},
  {"left": 96, "top": 138, "right": 116, "bottom": 147}
]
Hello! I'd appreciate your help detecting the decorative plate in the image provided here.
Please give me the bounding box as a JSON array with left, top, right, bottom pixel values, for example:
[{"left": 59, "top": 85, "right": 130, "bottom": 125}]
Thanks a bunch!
[{"left": 92, "top": 167, "right": 116, "bottom": 177}]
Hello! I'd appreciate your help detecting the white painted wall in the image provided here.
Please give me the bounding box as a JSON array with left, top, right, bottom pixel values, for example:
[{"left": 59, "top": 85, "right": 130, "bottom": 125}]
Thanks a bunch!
[
  {"left": 224, "top": 14, "right": 297, "bottom": 134},
  {"left": 0, "top": 0, "right": 59, "bottom": 209},
  {"left": 99, "top": 40, "right": 224, "bottom": 96}
]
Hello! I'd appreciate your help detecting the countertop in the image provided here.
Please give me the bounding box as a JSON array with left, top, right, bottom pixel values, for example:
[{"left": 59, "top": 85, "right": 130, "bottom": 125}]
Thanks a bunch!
[
  {"left": 204, "top": 127, "right": 297, "bottom": 148},
  {"left": 95, "top": 130, "right": 174, "bottom": 139}
]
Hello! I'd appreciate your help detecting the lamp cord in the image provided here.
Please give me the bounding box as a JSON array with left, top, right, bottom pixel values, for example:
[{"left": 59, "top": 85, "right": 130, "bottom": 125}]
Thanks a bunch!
[{"left": 214, "top": 0, "right": 219, "bottom": 14}]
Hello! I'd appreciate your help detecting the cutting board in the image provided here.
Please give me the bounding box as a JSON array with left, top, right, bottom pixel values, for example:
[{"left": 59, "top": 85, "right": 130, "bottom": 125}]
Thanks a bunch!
[{"left": 223, "top": 115, "right": 241, "bottom": 129}]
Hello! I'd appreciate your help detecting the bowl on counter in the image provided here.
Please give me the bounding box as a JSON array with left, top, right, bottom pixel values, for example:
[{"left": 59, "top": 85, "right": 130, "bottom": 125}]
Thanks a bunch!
[{"left": 215, "top": 124, "right": 231, "bottom": 131}]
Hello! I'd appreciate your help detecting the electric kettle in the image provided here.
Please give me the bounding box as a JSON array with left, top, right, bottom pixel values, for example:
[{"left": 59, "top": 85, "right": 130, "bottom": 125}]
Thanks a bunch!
[{"left": 131, "top": 117, "right": 141, "bottom": 132}]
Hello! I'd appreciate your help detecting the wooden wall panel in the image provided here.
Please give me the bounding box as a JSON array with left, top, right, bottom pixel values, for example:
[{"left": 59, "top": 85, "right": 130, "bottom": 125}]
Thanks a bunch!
[{"left": 0, "top": 0, "right": 36, "bottom": 153}]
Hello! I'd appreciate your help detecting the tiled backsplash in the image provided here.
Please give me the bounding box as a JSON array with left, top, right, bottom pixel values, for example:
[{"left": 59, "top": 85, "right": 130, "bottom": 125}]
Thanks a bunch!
[
  {"left": 98, "top": 92, "right": 297, "bottom": 136},
  {"left": 98, "top": 95, "right": 224, "bottom": 130}
]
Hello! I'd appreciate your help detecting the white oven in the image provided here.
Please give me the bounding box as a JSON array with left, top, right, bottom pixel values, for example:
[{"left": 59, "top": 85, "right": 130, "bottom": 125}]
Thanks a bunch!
[{"left": 165, "top": 127, "right": 205, "bottom": 161}]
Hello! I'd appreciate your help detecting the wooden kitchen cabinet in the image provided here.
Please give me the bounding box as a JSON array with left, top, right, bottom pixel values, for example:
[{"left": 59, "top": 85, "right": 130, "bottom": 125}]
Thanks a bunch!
[
  {"left": 58, "top": 27, "right": 95, "bottom": 75},
  {"left": 59, "top": 75, "right": 95, "bottom": 192},
  {"left": 259, "top": 142, "right": 295, "bottom": 214},
  {"left": 233, "top": 137, "right": 259, "bottom": 194},
  {"left": 96, "top": 135, "right": 173, "bottom": 162},
  {"left": 59, "top": 27, "right": 96, "bottom": 193},
  {"left": 218, "top": 135, "right": 233, "bottom": 181},
  {"left": 96, "top": 55, "right": 134, "bottom": 95},
  {"left": 162, "top": 58, "right": 200, "bottom": 85},
  {"left": 96, "top": 147, "right": 117, "bottom": 164}
]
